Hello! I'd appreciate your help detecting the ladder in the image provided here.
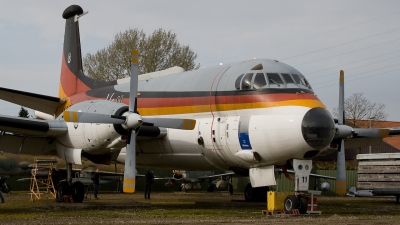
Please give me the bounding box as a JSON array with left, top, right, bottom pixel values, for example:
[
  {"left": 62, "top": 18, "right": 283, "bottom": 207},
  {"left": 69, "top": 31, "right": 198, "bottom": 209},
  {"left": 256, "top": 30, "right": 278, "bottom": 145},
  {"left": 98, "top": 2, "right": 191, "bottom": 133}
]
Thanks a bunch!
[{"left": 29, "top": 157, "right": 57, "bottom": 201}]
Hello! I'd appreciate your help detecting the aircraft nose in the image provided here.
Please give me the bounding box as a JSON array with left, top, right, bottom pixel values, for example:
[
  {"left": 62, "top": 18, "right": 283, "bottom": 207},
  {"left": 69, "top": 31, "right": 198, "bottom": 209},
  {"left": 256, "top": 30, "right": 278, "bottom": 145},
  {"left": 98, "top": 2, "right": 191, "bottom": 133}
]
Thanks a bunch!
[{"left": 301, "top": 107, "right": 335, "bottom": 149}]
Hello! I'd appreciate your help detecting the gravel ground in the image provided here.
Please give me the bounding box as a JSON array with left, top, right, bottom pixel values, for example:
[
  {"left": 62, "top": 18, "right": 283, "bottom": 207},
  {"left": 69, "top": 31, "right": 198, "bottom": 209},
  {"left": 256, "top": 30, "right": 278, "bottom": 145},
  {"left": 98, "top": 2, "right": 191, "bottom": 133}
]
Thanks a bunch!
[{"left": 0, "top": 191, "right": 399, "bottom": 224}]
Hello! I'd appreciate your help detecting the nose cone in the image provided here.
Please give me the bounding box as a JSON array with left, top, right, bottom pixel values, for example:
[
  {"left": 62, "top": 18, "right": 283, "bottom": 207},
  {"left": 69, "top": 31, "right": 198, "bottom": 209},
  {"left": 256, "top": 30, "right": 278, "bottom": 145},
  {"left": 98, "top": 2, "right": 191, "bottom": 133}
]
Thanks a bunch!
[{"left": 301, "top": 107, "right": 335, "bottom": 149}]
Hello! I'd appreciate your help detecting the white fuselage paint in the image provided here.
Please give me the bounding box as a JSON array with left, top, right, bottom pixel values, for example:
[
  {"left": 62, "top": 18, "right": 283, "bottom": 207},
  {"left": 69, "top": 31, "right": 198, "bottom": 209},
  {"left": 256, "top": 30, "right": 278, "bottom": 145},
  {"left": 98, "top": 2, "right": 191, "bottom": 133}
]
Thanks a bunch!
[{"left": 115, "top": 106, "right": 314, "bottom": 171}]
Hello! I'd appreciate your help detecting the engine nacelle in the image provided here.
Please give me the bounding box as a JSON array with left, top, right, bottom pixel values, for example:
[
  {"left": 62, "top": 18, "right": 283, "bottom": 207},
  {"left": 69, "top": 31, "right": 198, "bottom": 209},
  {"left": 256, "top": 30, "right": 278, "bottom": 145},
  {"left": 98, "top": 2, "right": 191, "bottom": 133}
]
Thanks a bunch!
[{"left": 56, "top": 100, "right": 129, "bottom": 153}]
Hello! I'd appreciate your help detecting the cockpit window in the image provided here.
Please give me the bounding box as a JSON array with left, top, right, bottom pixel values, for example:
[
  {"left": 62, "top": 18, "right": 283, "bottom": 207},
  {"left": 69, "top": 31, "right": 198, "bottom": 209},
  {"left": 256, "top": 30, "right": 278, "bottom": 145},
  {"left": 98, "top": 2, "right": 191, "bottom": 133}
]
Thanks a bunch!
[
  {"left": 291, "top": 74, "right": 301, "bottom": 84},
  {"left": 235, "top": 74, "right": 244, "bottom": 90},
  {"left": 299, "top": 75, "right": 311, "bottom": 88},
  {"left": 241, "top": 73, "right": 253, "bottom": 90},
  {"left": 253, "top": 73, "right": 267, "bottom": 89},
  {"left": 266, "top": 73, "right": 283, "bottom": 86},
  {"left": 281, "top": 73, "right": 295, "bottom": 83}
]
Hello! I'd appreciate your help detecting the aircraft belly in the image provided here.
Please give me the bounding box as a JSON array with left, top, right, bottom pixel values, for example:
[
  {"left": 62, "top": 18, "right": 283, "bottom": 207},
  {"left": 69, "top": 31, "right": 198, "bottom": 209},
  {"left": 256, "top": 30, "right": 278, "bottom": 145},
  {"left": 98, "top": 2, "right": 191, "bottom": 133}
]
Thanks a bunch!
[{"left": 168, "top": 125, "right": 223, "bottom": 170}]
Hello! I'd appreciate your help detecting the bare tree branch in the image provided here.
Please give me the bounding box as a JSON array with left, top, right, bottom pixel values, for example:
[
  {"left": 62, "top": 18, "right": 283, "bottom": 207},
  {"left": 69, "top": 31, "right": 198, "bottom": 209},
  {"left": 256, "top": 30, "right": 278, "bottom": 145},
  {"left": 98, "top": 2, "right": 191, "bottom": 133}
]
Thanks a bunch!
[{"left": 333, "top": 92, "right": 388, "bottom": 127}]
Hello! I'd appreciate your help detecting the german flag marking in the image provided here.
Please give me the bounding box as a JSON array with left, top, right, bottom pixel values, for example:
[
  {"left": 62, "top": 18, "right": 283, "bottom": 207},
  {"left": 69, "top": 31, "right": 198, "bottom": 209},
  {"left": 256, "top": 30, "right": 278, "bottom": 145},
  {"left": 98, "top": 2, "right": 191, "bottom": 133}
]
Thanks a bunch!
[{"left": 138, "top": 99, "right": 326, "bottom": 116}]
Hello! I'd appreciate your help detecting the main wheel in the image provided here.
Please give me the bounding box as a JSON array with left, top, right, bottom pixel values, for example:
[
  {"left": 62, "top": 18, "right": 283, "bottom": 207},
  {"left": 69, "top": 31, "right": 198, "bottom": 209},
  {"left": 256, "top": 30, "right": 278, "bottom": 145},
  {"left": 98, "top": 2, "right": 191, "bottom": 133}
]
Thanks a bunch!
[
  {"left": 71, "top": 181, "right": 85, "bottom": 203},
  {"left": 56, "top": 181, "right": 71, "bottom": 203},
  {"left": 244, "top": 183, "right": 254, "bottom": 201},
  {"left": 298, "top": 196, "right": 308, "bottom": 214},
  {"left": 284, "top": 195, "right": 299, "bottom": 214}
]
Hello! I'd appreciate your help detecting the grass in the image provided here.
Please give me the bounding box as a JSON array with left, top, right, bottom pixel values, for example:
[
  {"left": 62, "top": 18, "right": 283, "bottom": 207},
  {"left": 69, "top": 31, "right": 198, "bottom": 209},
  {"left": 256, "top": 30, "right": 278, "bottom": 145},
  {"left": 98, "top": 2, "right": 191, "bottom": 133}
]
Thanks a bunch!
[{"left": 0, "top": 191, "right": 399, "bottom": 224}]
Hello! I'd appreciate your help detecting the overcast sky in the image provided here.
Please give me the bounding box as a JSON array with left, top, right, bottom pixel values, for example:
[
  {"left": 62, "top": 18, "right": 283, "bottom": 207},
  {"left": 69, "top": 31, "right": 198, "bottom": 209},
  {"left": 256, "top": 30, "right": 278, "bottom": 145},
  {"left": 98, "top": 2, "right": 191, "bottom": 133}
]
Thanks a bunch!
[{"left": 1, "top": 1, "right": 400, "bottom": 121}]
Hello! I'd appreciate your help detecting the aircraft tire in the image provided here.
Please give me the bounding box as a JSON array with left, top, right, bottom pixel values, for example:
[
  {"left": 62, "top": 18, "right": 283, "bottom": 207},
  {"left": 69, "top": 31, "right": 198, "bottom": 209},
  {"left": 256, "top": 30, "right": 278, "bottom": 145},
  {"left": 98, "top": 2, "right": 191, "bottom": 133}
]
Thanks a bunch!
[
  {"left": 56, "top": 181, "right": 71, "bottom": 203},
  {"left": 244, "top": 183, "right": 254, "bottom": 201},
  {"left": 284, "top": 195, "right": 299, "bottom": 214},
  {"left": 71, "top": 181, "right": 85, "bottom": 203},
  {"left": 298, "top": 196, "right": 308, "bottom": 214}
]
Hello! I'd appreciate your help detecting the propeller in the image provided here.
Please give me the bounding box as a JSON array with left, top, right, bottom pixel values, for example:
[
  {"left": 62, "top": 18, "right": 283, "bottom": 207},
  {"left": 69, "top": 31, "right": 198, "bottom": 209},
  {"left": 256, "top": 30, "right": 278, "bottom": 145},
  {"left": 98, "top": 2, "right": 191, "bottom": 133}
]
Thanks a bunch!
[
  {"left": 334, "top": 71, "right": 390, "bottom": 194},
  {"left": 122, "top": 49, "right": 140, "bottom": 193},
  {"left": 63, "top": 49, "right": 196, "bottom": 193},
  {"left": 63, "top": 111, "right": 195, "bottom": 130}
]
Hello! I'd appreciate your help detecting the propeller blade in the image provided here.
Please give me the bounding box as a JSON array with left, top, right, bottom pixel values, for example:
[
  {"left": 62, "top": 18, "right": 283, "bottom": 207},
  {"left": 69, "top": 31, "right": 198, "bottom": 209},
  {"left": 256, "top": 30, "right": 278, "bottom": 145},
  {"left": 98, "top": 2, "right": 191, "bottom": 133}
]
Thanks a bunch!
[
  {"left": 63, "top": 111, "right": 125, "bottom": 124},
  {"left": 129, "top": 49, "right": 139, "bottom": 112},
  {"left": 336, "top": 139, "right": 346, "bottom": 194},
  {"left": 123, "top": 49, "right": 139, "bottom": 193},
  {"left": 353, "top": 128, "right": 390, "bottom": 138},
  {"left": 335, "top": 70, "right": 347, "bottom": 194},
  {"left": 123, "top": 130, "right": 136, "bottom": 193},
  {"left": 143, "top": 117, "right": 196, "bottom": 130},
  {"left": 338, "top": 70, "right": 345, "bottom": 125}
]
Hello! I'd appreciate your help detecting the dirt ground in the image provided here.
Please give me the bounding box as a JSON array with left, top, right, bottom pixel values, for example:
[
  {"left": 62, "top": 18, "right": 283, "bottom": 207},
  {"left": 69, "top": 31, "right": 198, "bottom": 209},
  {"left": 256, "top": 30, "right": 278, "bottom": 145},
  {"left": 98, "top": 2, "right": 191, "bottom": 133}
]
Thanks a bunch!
[{"left": 0, "top": 191, "right": 399, "bottom": 224}]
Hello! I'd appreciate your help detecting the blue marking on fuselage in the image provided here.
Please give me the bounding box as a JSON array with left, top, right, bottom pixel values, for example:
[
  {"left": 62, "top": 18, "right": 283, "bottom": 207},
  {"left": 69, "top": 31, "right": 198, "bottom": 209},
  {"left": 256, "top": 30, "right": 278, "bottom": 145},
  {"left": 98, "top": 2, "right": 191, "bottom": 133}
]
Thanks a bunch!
[{"left": 238, "top": 132, "right": 252, "bottom": 150}]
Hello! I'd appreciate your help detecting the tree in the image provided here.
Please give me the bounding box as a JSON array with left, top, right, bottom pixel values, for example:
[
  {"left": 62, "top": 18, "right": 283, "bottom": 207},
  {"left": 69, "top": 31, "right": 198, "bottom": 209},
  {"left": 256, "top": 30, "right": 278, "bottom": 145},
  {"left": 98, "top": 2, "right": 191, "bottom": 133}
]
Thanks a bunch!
[
  {"left": 18, "top": 106, "right": 30, "bottom": 118},
  {"left": 333, "top": 92, "right": 387, "bottom": 128},
  {"left": 83, "top": 28, "right": 199, "bottom": 81}
]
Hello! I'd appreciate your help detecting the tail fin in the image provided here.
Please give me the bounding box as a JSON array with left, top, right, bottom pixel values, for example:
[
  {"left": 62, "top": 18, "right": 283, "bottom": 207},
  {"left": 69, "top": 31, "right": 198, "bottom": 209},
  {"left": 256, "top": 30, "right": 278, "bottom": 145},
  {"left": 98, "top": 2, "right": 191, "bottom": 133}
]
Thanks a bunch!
[{"left": 59, "top": 5, "right": 116, "bottom": 98}]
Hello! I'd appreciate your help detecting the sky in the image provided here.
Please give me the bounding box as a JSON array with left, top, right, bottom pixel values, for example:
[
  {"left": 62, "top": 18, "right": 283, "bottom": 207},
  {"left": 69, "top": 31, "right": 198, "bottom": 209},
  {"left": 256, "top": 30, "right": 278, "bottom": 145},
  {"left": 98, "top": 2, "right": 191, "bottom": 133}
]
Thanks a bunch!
[{"left": 1, "top": 1, "right": 400, "bottom": 121}]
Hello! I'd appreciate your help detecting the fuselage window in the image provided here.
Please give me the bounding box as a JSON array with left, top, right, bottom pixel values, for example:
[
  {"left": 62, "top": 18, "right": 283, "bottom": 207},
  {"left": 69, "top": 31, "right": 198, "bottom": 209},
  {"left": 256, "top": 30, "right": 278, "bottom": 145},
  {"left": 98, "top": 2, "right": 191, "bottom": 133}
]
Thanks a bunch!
[
  {"left": 241, "top": 73, "right": 253, "bottom": 90},
  {"left": 282, "top": 73, "right": 295, "bottom": 83},
  {"left": 235, "top": 74, "right": 244, "bottom": 90},
  {"left": 253, "top": 73, "right": 267, "bottom": 89},
  {"left": 266, "top": 73, "right": 283, "bottom": 86},
  {"left": 291, "top": 74, "right": 301, "bottom": 84}
]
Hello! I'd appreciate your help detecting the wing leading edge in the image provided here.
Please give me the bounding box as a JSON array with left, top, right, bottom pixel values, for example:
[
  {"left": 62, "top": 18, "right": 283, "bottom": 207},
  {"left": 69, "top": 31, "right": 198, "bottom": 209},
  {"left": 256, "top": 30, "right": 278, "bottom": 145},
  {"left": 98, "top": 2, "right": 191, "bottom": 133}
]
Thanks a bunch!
[{"left": 0, "top": 87, "right": 65, "bottom": 115}]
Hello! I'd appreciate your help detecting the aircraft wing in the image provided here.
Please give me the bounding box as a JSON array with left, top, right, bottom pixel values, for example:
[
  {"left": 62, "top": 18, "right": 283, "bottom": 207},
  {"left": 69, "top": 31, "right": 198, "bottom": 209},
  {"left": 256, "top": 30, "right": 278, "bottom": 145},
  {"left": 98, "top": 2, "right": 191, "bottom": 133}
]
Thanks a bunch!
[
  {"left": 0, "top": 87, "right": 65, "bottom": 115},
  {"left": 0, "top": 115, "right": 68, "bottom": 155},
  {"left": 0, "top": 115, "right": 68, "bottom": 136},
  {"left": 197, "top": 172, "right": 235, "bottom": 180}
]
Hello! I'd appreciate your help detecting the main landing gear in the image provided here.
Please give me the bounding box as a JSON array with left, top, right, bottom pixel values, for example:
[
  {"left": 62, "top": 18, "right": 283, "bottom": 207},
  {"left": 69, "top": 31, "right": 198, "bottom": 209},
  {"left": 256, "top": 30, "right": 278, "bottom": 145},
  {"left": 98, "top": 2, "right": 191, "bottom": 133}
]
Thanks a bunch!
[
  {"left": 282, "top": 159, "right": 317, "bottom": 214},
  {"left": 55, "top": 163, "right": 85, "bottom": 203},
  {"left": 283, "top": 195, "right": 308, "bottom": 214}
]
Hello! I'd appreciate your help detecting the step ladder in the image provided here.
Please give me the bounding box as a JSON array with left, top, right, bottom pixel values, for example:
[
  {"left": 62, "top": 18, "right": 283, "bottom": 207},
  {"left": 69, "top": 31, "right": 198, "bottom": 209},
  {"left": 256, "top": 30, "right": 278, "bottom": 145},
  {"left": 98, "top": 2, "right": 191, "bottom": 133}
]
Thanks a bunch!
[{"left": 29, "top": 157, "right": 57, "bottom": 202}]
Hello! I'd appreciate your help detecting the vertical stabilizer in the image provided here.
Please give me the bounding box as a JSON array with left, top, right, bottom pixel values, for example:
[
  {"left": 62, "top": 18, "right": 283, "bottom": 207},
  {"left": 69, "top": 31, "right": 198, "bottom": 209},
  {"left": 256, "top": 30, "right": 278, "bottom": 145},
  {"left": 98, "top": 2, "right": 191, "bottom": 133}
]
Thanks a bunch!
[{"left": 59, "top": 5, "right": 116, "bottom": 99}]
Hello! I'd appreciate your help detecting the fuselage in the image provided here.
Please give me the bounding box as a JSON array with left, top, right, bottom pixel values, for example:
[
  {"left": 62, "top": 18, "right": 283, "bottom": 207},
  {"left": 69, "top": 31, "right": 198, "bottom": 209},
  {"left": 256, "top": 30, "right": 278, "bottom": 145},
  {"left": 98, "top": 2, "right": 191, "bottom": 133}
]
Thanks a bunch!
[{"left": 57, "top": 59, "right": 335, "bottom": 171}]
